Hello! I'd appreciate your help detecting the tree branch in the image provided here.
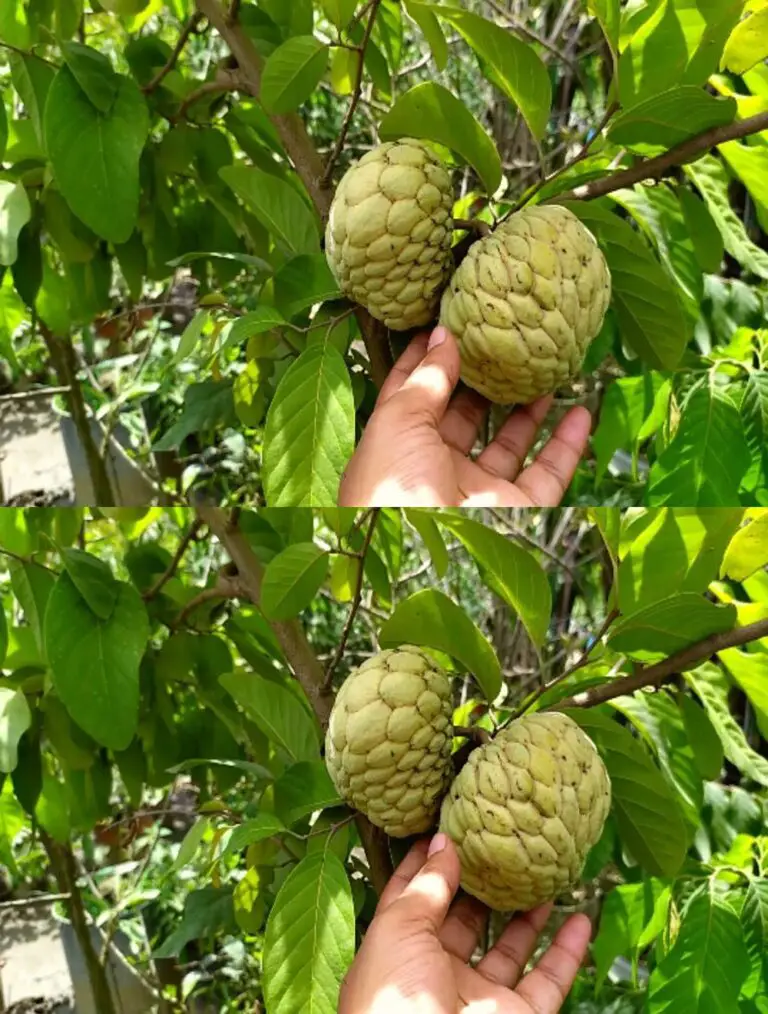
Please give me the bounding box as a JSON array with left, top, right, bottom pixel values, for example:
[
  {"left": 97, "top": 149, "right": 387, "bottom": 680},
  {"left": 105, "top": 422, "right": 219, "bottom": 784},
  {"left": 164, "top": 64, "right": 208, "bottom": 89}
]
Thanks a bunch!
[
  {"left": 322, "top": 0, "right": 381, "bottom": 187},
  {"left": 553, "top": 109, "right": 768, "bottom": 203},
  {"left": 173, "top": 71, "right": 242, "bottom": 120},
  {"left": 143, "top": 11, "right": 204, "bottom": 93},
  {"left": 144, "top": 518, "right": 203, "bottom": 600},
  {"left": 555, "top": 616, "right": 768, "bottom": 710}
]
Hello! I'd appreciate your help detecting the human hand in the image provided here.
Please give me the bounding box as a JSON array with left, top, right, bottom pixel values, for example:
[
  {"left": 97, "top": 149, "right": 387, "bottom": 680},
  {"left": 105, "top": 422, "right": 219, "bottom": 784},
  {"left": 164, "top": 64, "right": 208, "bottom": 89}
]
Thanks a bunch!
[
  {"left": 340, "top": 833, "right": 592, "bottom": 1014},
  {"left": 339, "top": 327, "right": 592, "bottom": 507}
]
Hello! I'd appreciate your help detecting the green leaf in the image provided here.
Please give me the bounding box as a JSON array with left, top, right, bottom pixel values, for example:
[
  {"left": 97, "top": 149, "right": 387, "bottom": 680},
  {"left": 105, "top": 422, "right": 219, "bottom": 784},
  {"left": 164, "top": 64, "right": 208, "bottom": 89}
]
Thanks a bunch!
[
  {"left": 0, "top": 95, "right": 7, "bottom": 162},
  {"left": 35, "top": 762, "right": 70, "bottom": 843},
  {"left": 592, "top": 881, "right": 659, "bottom": 988},
  {"left": 62, "top": 547, "right": 119, "bottom": 620},
  {"left": 261, "top": 37, "right": 329, "bottom": 115},
  {"left": 742, "top": 371, "right": 768, "bottom": 490},
  {"left": 61, "top": 42, "right": 119, "bottom": 114},
  {"left": 9, "top": 53, "right": 55, "bottom": 147},
  {"left": 154, "top": 887, "right": 235, "bottom": 959},
  {"left": 44, "top": 67, "right": 149, "bottom": 245},
  {"left": 273, "top": 254, "right": 340, "bottom": 319},
  {"left": 568, "top": 707, "right": 688, "bottom": 877},
  {"left": 234, "top": 867, "right": 265, "bottom": 934},
  {"left": 0, "top": 182, "right": 32, "bottom": 267},
  {"left": 153, "top": 380, "right": 236, "bottom": 452},
  {"left": 404, "top": 509, "right": 449, "bottom": 578},
  {"left": 684, "top": 155, "right": 768, "bottom": 280},
  {"left": 430, "top": 513, "right": 551, "bottom": 646},
  {"left": 263, "top": 851, "right": 355, "bottom": 1014},
  {"left": 607, "top": 87, "right": 736, "bottom": 155},
  {"left": 685, "top": 663, "right": 768, "bottom": 787},
  {"left": 742, "top": 879, "right": 768, "bottom": 992},
  {"left": 219, "top": 670, "right": 320, "bottom": 763},
  {"left": 565, "top": 200, "right": 688, "bottom": 370},
  {"left": 719, "top": 141, "right": 768, "bottom": 233},
  {"left": 0, "top": 592, "right": 6, "bottom": 667},
  {"left": 168, "top": 816, "right": 210, "bottom": 875},
  {"left": 722, "top": 6, "right": 768, "bottom": 74},
  {"left": 261, "top": 544, "right": 330, "bottom": 621},
  {"left": 0, "top": 689, "right": 31, "bottom": 773},
  {"left": 379, "top": 82, "right": 502, "bottom": 197},
  {"left": 648, "top": 887, "right": 750, "bottom": 1013},
  {"left": 678, "top": 187, "right": 724, "bottom": 274},
  {"left": 220, "top": 165, "right": 320, "bottom": 255},
  {"left": 592, "top": 374, "right": 666, "bottom": 480},
  {"left": 220, "top": 307, "right": 288, "bottom": 350},
  {"left": 718, "top": 648, "right": 768, "bottom": 740},
  {"left": 221, "top": 813, "right": 287, "bottom": 859},
  {"left": 588, "top": 0, "right": 620, "bottom": 52},
  {"left": 647, "top": 379, "right": 752, "bottom": 505},
  {"left": 171, "top": 309, "right": 210, "bottom": 366},
  {"left": 608, "top": 593, "right": 736, "bottom": 660},
  {"left": 263, "top": 344, "right": 355, "bottom": 507},
  {"left": 379, "top": 589, "right": 501, "bottom": 702},
  {"left": 321, "top": 0, "right": 357, "bottom": 30},
  {"left": 273, "top": 761, "right": 342, "bottom": 826},
  {"left": 677, "top": 692, "right": 723, "bottom": 781},
  {"left": 618, "top": 508, "right": 743, "bottom": 615},
  {"left": 44, "top": 574, "right": 150, "bottom": 751},
  {"left": 429, "top": 6, "right": 550, "bottom": 139},
  {"left": 0, "top": 780, "right": 25, "bottom": 872},
  {"left": 403, "top": 1, "right": 448, "bottom": 70},
  {"left": 722, "top": 514, "right": 768, "bottom": 582}
]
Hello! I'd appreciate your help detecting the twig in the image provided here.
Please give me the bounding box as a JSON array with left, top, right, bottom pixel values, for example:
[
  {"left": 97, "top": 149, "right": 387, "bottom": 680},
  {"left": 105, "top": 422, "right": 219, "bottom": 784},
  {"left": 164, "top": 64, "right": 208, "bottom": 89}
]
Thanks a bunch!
[
  {"left": 0, "top": 547, "right": 57, "bottom": 572},
  {"left": 142, "top": 12, "right": 204, "bottom": 93},
  {"left": 454, "top": 218, "right": 492, "bottom": 236},
  {"left": 348, "top": 0, "right": 378, "bottom": 30},
  {"left": 454, "top": 725, "right": 492, "bottom": 745},
  {"left": 174, "top": 572, "right": 246, "bottom": 626},
  {"left": 554, "top": 108, "right": 768, "bottom": 203},
  {"left": 143, "top": 519, "right": 203, "bottom": 600},
  {"left": 0, "top": 893, "right": 71, "bottom": 911},
  {"left": 324, "top": 509, "right": 380, "bottom": 688},
  {"left": 0, "top": 385, "right": 71, "bottom": 404},
  {"left": 555, "top": 616, "right": 768, "bottom": 709},
  {"left": 174, "top": 71, "right": 241, "bottom": 120},
  {"left": 321, "top": 0, "right": 381, "bottom": 187}
]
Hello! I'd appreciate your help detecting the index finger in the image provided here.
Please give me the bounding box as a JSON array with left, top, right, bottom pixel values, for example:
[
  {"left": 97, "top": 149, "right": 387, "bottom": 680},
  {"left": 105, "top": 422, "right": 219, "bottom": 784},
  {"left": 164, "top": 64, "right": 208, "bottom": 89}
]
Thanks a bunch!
[
  {"left": 375, "top": 838, "right": 430, "bottom": 914},
  {"left": 514, "top": 913, "right": 592, "bottom": 1014},
  {"left": 377, "top": 333, "right": 430, "bottom": 407}
]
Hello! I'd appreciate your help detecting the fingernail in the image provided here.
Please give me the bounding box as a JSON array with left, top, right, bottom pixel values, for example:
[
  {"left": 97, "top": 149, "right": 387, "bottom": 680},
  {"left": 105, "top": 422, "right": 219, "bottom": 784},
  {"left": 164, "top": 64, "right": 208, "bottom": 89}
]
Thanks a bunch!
[
  {"left": 428, "top": 832, "right": 447, "bottom": 857},
  {"left": 427, "top": 326, "right": 448, "bottom": 351}
]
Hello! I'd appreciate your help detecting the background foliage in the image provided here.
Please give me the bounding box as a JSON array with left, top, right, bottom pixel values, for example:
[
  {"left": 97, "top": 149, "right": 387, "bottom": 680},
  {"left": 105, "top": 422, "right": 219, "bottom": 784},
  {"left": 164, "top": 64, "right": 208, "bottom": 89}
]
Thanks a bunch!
[
  {"left": 0, "top": 0, "right": 767, "bottom": 507},
  {"left": 0, "top": 505, "right": 767, "bottom": 1012}
]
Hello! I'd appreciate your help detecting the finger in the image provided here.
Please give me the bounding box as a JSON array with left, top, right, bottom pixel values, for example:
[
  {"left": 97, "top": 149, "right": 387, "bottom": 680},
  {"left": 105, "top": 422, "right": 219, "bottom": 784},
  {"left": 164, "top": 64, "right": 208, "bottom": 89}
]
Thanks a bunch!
[
  {"left": 439, "top": 895, "right": 489, "bottom": 962},
  {"left": 439, "top": 389, "right": 490, "bottom": 455},
  {"left": 475, "top": 396, "right": 553, "bottom": 480},
  {"left": 392, "top": 832, "right": 461, "bottom": 932},
  {"left": 514, "top": 406, "right": 591, "bottom": 507},
  {"left": 515, "top": 913, "right": 592, "bottom": 1014},
  {"left": 376, "top": 333, "right": 430, "bottom": 407},
  {"left": 474, "top": 903, "right": 552, "bottom": 988},
  {"left": 375, "top": 838, "right": 430, "bottom": 915},
  {"left": 393, "top": 326, "right": 462, "bottom": 426}
]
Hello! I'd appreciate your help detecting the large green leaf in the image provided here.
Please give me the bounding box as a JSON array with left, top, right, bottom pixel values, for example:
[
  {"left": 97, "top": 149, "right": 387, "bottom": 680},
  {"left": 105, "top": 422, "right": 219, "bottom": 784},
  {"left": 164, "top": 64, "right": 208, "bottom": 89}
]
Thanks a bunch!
[
  {"left": 273, "top": 761, "right": 342, "bottom": 826},
  {"left": 0, "top": 590, "right": 7, "bottom": 666},
  {"left": 263, "top": 344, "right": 355, "bottom": 507},
  {"left": 261, "top": 37, "right": 329, "bottom": 115},
  {"left": 677, "top": 692, "right": 723, "bottom": 781},
  {"left": 430, "top": 513, "right": 551, "bottom": 646},
  {"left": 685, "top": 663, "right": 768, "bottom": 787},
  {"left": 566, "top": 200, "right": 688, "bottom": 370},
  {"left": 9, "top": 53, "right": 55, "bottom": 147},
  {"left": 568, "top": 708, "right": 688, "bottom": 877},
  {"left": 261, "top": 544, "right": 329, "bottom": 621},
  {"left": 742, "top": 371, "right": 768, "bottom": 492},
  {"left": 44, "top": 575, "right": 149, "bottom": 751},
  {"left": 221, "top": 813, "right": 288, "bottom": 860},
  {"left": 44, "top": 67, "right": 149, "bottom": 244},
  {"left": 722, "top": 6, "right": 768, "bottom": 74},
  {"left": 608, "top": 593, "right": 736, "bottom": 660},
  {"left": 220, "top": 165, "right": 320, "bottom": 255},
  {"left": 588, "top": 0, "right": 621, "bottom": 52},
  {"left": 742, "top": 879, "right": 768, "bottom": 994},
  {"left": 379, "top": 82, "right": 502, "bottom": 197},
  {"left": 648, "top": 379, "right": 752, "bottom": 505},
  {"left": 427, "top": 6, "right": 550, "bottom": 138},
  {"left": 0, "top": 689, "right": 31, "bottom": 773},
  {"left": 0, "top": 182, "right": 31, "bottom": 267},
  {"left": 379, "top": 589, "right": 501, "bottom": 702},
  {"left": 403, "top": 0, "right": 448, "bottom": 70},
  {"left": 722, "top": 513, "right": 768, "bottom": 582},
  {"left": 617, "top": 508, "right": 743, "bottom": 614},
  {"left": 592, "top": 374, "right": 668, "bottom": 480},
  {"left": 608, "top": 87, "right": 736, "bottom": 155},
  {"left": 719, "top": 141, "right": 768, "bottom": 234},
  {"left": 684, "top": 155, "right": 768, "bottom": 280},
  {"left": 154, "top": 887, "right": 235, "bottom": 959},
  {"left": 718, "top": 648, "right": 768, "bottom": 740},
  {"left": 263, "top": 851, "right": 355, "bottom": 1014},
  {"left": 61, "top": 41, "right": 119, "bottom": 114},
  {"left": 648, "top": 887, "right": 750, "bottom": 1013},
  {"left": 678, "top": 186, "right": 724, "bottom": 274},
  {"left": 321, "top": 0, "right": 357, "bottom": 31},
  {"left": 61, "top": 547, "right": 119, "bottom": 620},
  {"left": 219, "top": 670, "right": 320, "bottom": 763}
]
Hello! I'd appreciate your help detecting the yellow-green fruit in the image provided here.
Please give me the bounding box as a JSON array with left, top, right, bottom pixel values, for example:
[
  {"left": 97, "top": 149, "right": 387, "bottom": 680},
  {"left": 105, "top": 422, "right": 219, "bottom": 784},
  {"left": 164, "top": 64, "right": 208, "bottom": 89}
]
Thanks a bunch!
[
  {"left": 325, "top": 139, "right": 455, "bottom": 331},
  {"left": 440, "top": 205, "right": 611, "bottom": 404},
  {"left": 439, "top": 712, "right": 610, "bottom": 912},
  {"left": 325, "top": 646, "right": 454, "bottom": 837}
]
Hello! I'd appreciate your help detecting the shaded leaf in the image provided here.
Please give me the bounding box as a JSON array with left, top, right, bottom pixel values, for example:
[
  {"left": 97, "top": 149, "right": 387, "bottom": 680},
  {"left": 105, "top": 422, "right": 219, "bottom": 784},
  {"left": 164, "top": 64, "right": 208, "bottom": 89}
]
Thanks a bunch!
[
  {"left": 219, "top": 670, "right": 320, "bottom": 763},
  {"left": 261, "top": 544, "right": 329, "bottom": 620},
  {"left": 261, "top": 37, "right": 329, "bottom": 115}
]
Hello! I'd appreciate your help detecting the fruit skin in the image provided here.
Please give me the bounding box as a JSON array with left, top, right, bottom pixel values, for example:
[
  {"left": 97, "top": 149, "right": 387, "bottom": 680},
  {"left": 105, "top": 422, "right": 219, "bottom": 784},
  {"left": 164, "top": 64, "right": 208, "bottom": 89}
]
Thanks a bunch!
[
  {"left": 439, "top": 712, "right": 610, "bottom": 912},
  {"left": 439, "top": 205, "right": 611, "bottom": 404},
  {"left": 325, "top": 646, "right": 454, "bottom": 837},
  {"left": 325, "top": 139, "right": 455, "bottom": 331}
]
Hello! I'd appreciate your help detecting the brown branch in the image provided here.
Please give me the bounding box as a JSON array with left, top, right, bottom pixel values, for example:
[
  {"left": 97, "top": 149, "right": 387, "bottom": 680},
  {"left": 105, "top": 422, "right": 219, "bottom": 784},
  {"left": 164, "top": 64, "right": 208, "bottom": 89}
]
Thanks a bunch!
[
  {"left": 322, "top": 0, "right": 381, "bottom": 188},
  {"left": 144, "top": 519, "right": 203, "bottom": 601},
  {"left": 0, "top": 893, "right": 71, "bottom": 911},
  {"left": 454, "top": 218, "right": 492, "bottom": 237},
  {"left": 554, "top": 108, "right": 768, "bottom": 204},
  {"left": 555, "top": 616, "right": 768, "bottom": 710},
  {"left": 454, "top": 725, "right": 492, "bottom": 745},
  {"left": 142, "top": 11, "right": 204, "bottom": 94},
  {"left": 194, "top": 0, "right": 392, "bottom": 389},
  {"left": 174, "top": 71, "right": 241, "bottom": 120},
  {"left": 0, "top": 385, "right": 71, "bottom": 404},
  {"left": 174, "top": 571, "right": 246, "bottom": 627},
  {"left": 324, "top": 509, "right": 380, "bottom": 688}
]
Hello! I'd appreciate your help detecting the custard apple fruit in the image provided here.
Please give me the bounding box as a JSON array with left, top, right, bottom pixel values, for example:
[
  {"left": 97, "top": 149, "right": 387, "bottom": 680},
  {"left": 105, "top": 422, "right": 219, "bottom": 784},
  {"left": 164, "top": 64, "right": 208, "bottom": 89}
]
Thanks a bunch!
[
  {"left": 325, "top": 139, "right": 455, "bottom": 331},
  {"left": 440, "top": 205, "right": 611, "bottom": 404},
  {"left": 325, "top": 646, "right": 454, "bottom": 837},
  {"left": 439, "top": 712, "right": 610, "bottom": 911}
]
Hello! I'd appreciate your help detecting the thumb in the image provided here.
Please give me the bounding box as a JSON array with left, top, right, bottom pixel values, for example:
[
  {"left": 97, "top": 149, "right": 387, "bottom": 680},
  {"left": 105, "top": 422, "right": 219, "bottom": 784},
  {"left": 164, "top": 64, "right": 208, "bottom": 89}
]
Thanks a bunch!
[
  {"left": 391, "top": 833, "right": 461, "bottom": 932},
  {"left": 395, "top": 326, "right": 461, "bottom": 425}
]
